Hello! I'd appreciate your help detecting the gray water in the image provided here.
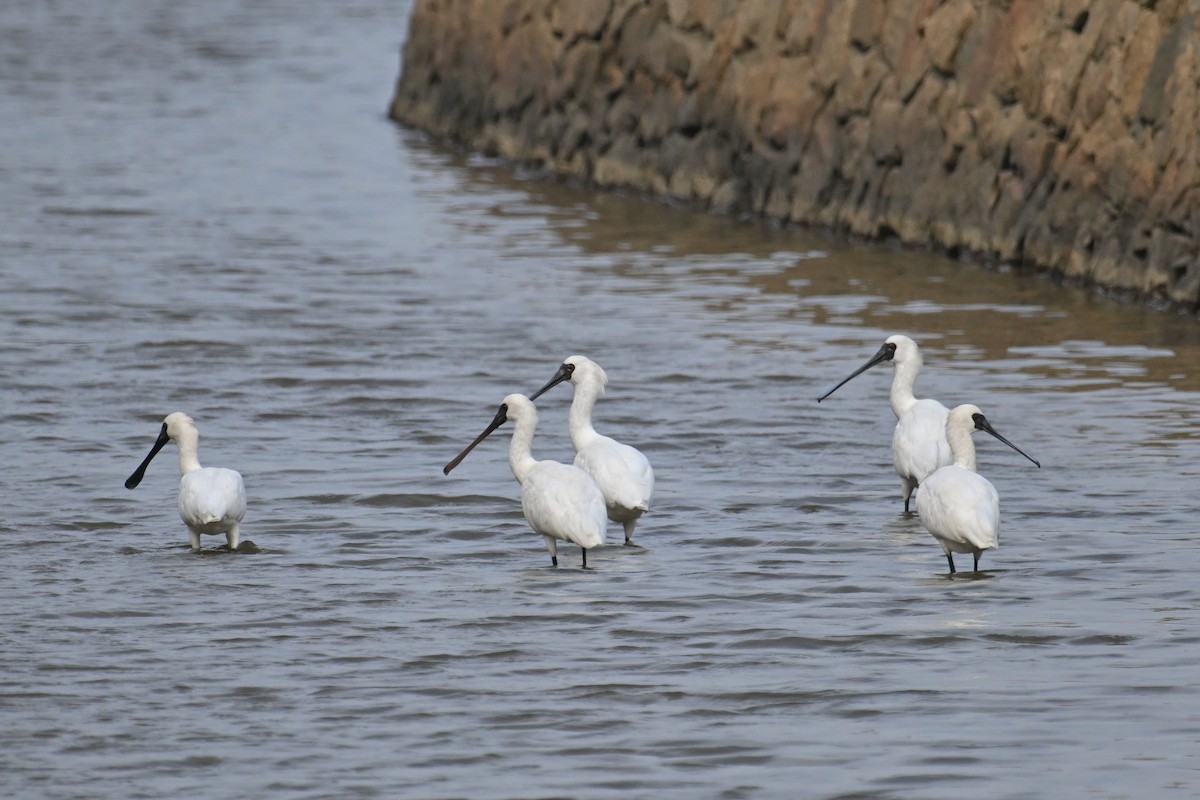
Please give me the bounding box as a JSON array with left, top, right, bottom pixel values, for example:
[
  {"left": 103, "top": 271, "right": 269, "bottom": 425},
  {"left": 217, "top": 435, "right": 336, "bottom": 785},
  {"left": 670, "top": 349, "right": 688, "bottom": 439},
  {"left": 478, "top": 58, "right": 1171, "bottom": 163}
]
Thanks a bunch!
[{"left": 3, "top": 2, "right": 1200, "bottom": 798}]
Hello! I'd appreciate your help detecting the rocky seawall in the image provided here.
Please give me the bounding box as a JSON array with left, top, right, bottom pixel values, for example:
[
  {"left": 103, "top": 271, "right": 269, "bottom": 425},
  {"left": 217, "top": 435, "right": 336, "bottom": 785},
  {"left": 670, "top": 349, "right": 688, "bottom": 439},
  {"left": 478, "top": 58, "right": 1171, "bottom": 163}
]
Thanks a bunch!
[{"left": 389, "top": 0, "right": 1200, "bottom": 312}]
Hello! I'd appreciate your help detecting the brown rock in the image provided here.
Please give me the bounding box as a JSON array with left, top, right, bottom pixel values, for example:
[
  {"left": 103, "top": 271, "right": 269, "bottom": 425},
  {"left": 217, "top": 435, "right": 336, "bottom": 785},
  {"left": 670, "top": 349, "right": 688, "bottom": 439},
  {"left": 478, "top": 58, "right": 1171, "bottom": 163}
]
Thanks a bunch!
[
  {"left": 921, "top": 0, "right": 974, "bottom": 74},
  {"left": 390, "top": 0, "right": 1200, "bottom": 311},
  {"left": 550, "top": 0, "right": 613, "bottom": 43}
]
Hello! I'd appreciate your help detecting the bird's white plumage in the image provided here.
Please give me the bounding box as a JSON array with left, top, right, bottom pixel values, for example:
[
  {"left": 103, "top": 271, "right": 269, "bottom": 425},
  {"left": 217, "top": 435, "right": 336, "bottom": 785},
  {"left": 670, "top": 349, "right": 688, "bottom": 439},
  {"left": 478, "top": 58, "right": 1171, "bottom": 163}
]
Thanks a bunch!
[
  {"left": 520, "top": 460, "right": 607, "bottom": 551},
  {"left": 127, "top": 412, "right": 246, "bottom": 551},
  {"left": 496, "top": 394, "right": 607, "bottom": 565},
  {"left": 574, "top": 443, "right": 652, "bottom": 516},
  {"left": 884, "top": 336, "right": 953, "bottom": 510},
  {"left": 915, "top": 403, "right": 1038, "bottom": 572},
  {"left": 916, "top": 464, "right": 1000, "bottom": 557},
  {"left": 819, "top": 334, "right": 951, "bottom": 511},
  {"left": 444, "top": 393, "right": 606, "bottom": 566},
  {"left": 544, "top": 355, "right": 654, "bottom": 543},
  {"left": 178, "top": 467, "right": 247, "bottom": 547},
  {"left": 892, "top": 396, "right": 952, "bottom": 505}
]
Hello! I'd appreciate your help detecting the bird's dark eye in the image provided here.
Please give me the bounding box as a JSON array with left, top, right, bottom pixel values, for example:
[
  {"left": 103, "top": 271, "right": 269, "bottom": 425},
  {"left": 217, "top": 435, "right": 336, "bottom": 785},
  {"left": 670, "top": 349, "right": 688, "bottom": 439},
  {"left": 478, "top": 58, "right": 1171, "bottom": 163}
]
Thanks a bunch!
[
  {"left": 971, "top": 413, "right": 986, "bottom": 427},
  {"left": 564, "top": 363, "right": 575, "bottom": 374},
  {"left": 884, "top": 343, "right": 897, "bottom": 359}
]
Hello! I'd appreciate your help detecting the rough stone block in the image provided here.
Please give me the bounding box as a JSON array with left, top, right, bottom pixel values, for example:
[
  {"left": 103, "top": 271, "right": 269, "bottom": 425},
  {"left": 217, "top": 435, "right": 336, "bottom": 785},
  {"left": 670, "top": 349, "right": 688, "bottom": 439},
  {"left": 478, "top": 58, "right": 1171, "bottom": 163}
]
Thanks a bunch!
[
  {"left": 921, "top": 0, "right": 974, "bottom": 74},
  {"left": 550, "top": 0, "right": 613, "bottom": 43},
  {"left": 390, "top": 0, "right": 1200, "bottom": 310}
]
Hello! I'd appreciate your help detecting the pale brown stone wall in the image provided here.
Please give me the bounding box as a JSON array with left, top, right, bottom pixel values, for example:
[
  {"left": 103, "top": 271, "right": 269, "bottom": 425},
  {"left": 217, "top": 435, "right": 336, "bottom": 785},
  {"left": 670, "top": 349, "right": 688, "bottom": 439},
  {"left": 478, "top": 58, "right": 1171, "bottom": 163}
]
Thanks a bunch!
[{"left": 390, "top": 0, "right": 1200, "bottom": 311}]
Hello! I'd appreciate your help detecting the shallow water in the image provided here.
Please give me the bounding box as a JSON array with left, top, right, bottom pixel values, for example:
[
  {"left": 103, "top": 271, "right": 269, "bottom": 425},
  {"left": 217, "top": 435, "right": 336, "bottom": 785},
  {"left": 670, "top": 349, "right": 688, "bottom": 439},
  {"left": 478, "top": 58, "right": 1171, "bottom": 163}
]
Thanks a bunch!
[{"left": 2, "top": 2, "right": 1200, "bottom": 798}]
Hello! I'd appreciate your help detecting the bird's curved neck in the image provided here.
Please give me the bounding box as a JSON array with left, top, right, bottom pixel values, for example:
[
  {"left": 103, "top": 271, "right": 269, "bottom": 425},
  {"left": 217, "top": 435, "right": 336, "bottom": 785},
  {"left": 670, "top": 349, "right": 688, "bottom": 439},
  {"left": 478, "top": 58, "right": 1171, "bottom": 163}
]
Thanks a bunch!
[
  {"left": 568, "top": 382, "right": 603, "bottom": 450},
  {"left": 947, "top": 425, "right": 977, "bottom": 471},
  {"left": 507, "top": 414, "right": 539, "bottom": 484},
  {"left": 176, "top": 432, "right": 202, "bottom": 475},
  {"left": 889, "top": 359, "right": 921, "bottom": 418}
]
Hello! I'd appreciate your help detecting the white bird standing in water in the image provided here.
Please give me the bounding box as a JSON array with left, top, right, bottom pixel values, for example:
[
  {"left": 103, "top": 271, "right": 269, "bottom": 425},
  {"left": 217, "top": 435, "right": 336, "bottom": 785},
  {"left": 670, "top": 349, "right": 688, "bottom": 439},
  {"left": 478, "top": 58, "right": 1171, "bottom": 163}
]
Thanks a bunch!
[
  {"left": 444, "top": 393, "right": 607, "bottom": 568},
  {"left": 125, "top": 412, "right": 247, "bottom": 551},
  {"left": 529, "top": 355, "right": 654, "bottom": 546},
  {"left": 916, "top": 404, "right": 1040, "bottom": 573},
  {"left": 818, "top": 335, "right": 952, "bottom": 512}
]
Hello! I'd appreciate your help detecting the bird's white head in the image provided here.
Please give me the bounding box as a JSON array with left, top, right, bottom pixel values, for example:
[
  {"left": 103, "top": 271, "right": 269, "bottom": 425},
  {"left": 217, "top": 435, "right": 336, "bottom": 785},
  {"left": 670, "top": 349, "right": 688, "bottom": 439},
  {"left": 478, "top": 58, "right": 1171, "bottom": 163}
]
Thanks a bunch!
[
  {"left": 500, "top": 393, "right": 537, "bottom": 424},
  {"left": 563, "top": 355, "right": 607, "bottom": 394},
  {"left": 818, "top": 336, "right": 917, "bottom": 402},
  {"left": 125, "top": 411, "right": 199, "bottom": 489},
  {"left": 946, "top": 403, "right": 1040, "bottom": 469},
  {"left": 946, "top": 403, "right": 984, "bottom": 434},
  {"left": 163, "top": 411, "right": 197, "bottom": 441},
  {"left": 443, "top": 394, "right": 539, "bottom": 475},
  {"left": 884, "top": 334, "right": 921, "bottom": 370},
  {"left": 529, "top": 354, "right": 608, "bottom": 402}
]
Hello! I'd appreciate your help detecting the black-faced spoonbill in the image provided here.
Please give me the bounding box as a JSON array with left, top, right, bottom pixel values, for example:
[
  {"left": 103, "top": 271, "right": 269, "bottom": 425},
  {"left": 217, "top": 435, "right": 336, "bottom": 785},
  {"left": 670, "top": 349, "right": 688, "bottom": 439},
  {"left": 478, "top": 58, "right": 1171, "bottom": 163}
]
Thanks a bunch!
[
  {"left": 915, "top": 404, "right": 1040, "bottom": 573},
  {"left": 817, "top": 335, "right": 952, "bottom": 512},
  {"left": 528, "top": 355, "right": 654, "bottom": 546},
  {"left": 444, "top": 393, "right": 607, "bottom": 568},
  {"left": 124, "top": 412, "right": 248, "bottom": 551}
]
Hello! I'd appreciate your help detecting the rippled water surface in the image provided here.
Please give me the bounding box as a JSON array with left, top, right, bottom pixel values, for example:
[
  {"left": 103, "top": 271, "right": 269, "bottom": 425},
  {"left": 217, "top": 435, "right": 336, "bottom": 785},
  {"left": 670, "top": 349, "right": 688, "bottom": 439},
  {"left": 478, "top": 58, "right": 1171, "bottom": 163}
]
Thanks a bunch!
[{"left": 3, "top": 2, "right": 1200, "bottom": 798}]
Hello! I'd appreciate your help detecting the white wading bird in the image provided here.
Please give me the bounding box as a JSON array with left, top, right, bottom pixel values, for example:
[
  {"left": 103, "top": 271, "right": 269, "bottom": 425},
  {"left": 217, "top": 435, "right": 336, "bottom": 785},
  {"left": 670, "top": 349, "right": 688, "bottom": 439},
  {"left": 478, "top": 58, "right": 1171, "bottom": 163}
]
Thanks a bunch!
[
  {"left": 125, "top": 412, "right": 247, "bottom": 551},
  {"left": 916, "top": 404, "right": 1040, "bottom": 573},
  {"left": 444, "top": 393, "right": 607, "bottom": 568},
  {"left": 528, "top": 355, "right": 654, "bottom": 546},
  {"left": 818, "top": 335, "right": 952, "bottom": 512}
]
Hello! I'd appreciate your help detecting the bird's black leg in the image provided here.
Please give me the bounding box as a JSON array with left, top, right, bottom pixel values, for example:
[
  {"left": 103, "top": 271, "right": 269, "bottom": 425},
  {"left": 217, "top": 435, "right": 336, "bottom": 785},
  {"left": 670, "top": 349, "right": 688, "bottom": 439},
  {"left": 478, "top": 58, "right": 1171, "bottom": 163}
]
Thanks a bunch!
[
  {"left": 973, "top": 553, "right": 980, "bottom": 572},
  {"left": 946, "top": 553, "right": 956, "bottom": 574},
  {"left": 582, "top": 548, "right": 588, "bottom": 570},
  {"left": 551, "top": 555, "right": 558, "bottom": 567},
  {"left": 904, "top": 497, "right": 911, "bottom": 513}
]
